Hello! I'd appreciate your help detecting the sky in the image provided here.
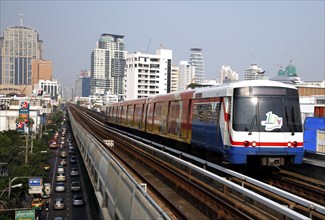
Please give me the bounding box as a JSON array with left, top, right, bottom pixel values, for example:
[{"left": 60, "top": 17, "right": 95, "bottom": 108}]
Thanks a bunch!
[{"left": 1, "top": 1, "right": 324, "bottom": 87}]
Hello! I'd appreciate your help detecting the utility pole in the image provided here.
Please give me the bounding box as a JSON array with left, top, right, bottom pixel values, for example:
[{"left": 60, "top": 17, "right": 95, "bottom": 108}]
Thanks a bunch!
[
  {"left": 25, "top": 120, "right": 30, "bottom": 165},
  {"left": 25, "top": 129, "right": 29, "bottom": 165}
]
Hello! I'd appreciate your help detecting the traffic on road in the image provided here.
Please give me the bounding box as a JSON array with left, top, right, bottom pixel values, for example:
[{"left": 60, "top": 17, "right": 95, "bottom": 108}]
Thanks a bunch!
[{"left": 34, "top": 113, "right": 93, "bottom": 220}]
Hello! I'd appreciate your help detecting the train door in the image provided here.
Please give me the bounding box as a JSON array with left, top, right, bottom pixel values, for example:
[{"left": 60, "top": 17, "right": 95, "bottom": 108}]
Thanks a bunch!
[{"left": 191, "top": 100, "right": 218, "bottom": 149}]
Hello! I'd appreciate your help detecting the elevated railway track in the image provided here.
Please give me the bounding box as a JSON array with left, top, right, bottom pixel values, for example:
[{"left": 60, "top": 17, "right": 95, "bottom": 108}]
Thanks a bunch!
[{"left": 68, "top": 104, "right": 325, "bottom": 220}]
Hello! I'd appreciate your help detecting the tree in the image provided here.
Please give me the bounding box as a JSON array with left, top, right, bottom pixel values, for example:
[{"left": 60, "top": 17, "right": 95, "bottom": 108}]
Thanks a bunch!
[{"left": 187, "top": 83, "right": 201, "bottom": 89}]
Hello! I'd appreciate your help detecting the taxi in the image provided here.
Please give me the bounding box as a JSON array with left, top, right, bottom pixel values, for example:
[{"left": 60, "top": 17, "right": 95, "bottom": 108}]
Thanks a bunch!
[
  {"left": 31, "top": 198, "right": 44, "bottom": 209},
  {"left": 41, "top": 163, "right": 51, "bottom": 171}
]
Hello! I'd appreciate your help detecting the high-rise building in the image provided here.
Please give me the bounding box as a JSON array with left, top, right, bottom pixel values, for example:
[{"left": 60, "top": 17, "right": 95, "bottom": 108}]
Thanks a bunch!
[
  {"left": 218, "top": 65, "right": 238, "bottom": 84},
  {"left": 32, "top": 60, "right": 52, "bottom": 86},
  {"left": 170, "top": 65, "right": 179, "bottom": 93},
  {"left": 124, "top": 48, "right": 172, "bottom": 100},
  {"left": 75, "top": 71, "right": 90, "bottom": 97},
  {"left": 244, "top": 64, "right": 266, "bottom": 80},
  {"left": 178, "top": 61, "right": 195, "bottom": 91},
  {"left": 189, "top": 48, "right": 204, "bottom": 83},
  {"left": 90, "top": 34, "right": 126, "bottom": 95},
  {"left": 0, "top": 23, "right": 43, "bottom": 86}
]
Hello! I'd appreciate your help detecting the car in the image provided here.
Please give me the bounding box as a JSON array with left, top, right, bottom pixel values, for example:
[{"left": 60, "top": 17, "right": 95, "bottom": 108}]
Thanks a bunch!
[
  {"left": 70, "top": 155, "right": 77, "bottom": 164},
  {"left": 55, "top": 182, "right": 65, "bottom": 192},
  {"left": 70, "top": 181, "right": 81, "bottom": 191},
  {"left": 59, "top": 158, "right": 67, "bottom": 166},
  {"left": 56, "top": 173, "right": 66, "bottom": 182},
  {"left": 41, "top": 163, "right": 51, "bottom": 171},
  {"left": 60, "top": 151, "right": 67, "bottom": 158},
  {"left": 57, "top": 165, "right": 64, "bottom": 174},
  {"left": 70, "top": 167, "right": 79, "bottom": 176},
  {"left": 68, "top": 145, "right": 75, "bottom": 151},
  {"left": 31, "top": 198, "right": 44, "bottom": 209},
  {"left": 50, "top": 143, "right": 58, "bottom": 149},
  {"left": 53, "top": 197, "right": 64, "bottom": 210},
  {"left": 72, "top": 195, "right": 84, "bottom": 206}
]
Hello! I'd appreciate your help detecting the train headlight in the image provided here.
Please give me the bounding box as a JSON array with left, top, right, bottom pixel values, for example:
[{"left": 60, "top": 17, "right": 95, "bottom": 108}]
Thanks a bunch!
[
  {"left": 293, "top": 141, "right": 298, "bottom": 148},
  {"left": 252, "top": 141, "right": 257, "bottom": 147},
  {"left": 244, "top": 141, "right": 249, "bottom": 147},
  {"left": 287, "top": 142, "right": 292, "bottom": 147}
]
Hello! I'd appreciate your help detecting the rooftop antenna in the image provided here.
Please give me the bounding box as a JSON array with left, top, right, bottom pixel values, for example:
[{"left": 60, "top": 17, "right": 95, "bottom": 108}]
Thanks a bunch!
[
  {"left": 146, "top": 39, "right": 152, "bottom": 53},
  {"left": 19, "top": 13, "right": 24, "bottom": 26}
]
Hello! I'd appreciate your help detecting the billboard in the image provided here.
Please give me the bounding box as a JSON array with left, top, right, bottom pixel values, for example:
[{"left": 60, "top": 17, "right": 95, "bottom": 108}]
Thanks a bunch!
[
  {"left": 28, "top": 177, "right": 43, "bottom": 194},
  {"left": 15, "top": 210, "right": 35, "bottom": 220}
]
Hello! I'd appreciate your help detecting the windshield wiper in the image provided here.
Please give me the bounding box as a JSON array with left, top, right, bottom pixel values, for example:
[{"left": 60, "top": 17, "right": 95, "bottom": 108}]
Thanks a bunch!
[
  {"left": 285, "top": 106, "right": 295, "bottom": 135},
  {"left": 248, "top": 115, "right": 257, "bottom": 135}
]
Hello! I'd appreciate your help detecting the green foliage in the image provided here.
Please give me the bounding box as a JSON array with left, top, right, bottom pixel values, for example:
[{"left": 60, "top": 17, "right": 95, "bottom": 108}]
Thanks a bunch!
[
  {"left": 187, "top": 82, "right": 201, "bottom": 89},
  {"left": 0, "top": 130, "right": 52, "bottom": 202},
  {"left": 0, "top": 130, "right": 23, "bottom": 164},
  {"left": 51, "top": 110, "right": 63, "bottom": 125}
]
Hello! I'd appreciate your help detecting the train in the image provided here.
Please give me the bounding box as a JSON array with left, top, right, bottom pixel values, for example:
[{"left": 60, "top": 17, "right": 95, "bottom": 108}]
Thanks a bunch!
[{"left": 105, "top": 80, "right": 304, "bottom": 167}]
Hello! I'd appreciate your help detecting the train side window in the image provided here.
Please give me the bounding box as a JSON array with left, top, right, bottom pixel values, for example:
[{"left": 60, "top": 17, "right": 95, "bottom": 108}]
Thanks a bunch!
[
  {"left": 168, "top": 101, "right": 182, "bottom": 136},
  {"left": 112, "top": 106, "right": 118, "bottom": 123},
  {"left": 134, "top": 104, "right": 143, "bottom": 129},
  {"left": 193, "top": 102, "right": 219, "bottom": 124},
  {"left": 154, "top": 102, "right": 167, "bottom": 133},
  {"left": 121, "top": 106, "right": 127, "bottom": 125},
  {"left": 127, "top": 105, "right": 134, "bottom": 126}
]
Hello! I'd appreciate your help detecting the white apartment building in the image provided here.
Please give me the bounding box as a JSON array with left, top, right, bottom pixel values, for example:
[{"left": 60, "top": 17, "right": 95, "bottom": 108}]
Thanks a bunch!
[
  {"left": 91, "top": 49, "right": 110, "bottom": 95},
  {"left": 171, "top": 65, "right": 179, "bottom": 93},
  {"left": 178, "top": 61, "right": 195, "bottom": 91},
  {"left": 124, "top": 48, "right": 172, "bottom": 100},
  {"left": 218, "top": 65, "right": 239, "bottom": 84},
  {"left": 244, "top": 64, "right": 267, "bottom": 80},
  {"left": 36, "top": 79, "right": 60, "bottom": 100}
]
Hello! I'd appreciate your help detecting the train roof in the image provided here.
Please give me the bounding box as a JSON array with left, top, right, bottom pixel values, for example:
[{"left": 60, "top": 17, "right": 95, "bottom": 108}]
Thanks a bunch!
[{"left": 193, "top": 80, "right": 297, "bottom": 98}]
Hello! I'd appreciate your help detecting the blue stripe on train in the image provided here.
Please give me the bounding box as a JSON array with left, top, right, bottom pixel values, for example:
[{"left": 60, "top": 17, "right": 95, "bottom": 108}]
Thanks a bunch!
[{"left": 223, "top": 146, "right": 304, "bottom": 164}]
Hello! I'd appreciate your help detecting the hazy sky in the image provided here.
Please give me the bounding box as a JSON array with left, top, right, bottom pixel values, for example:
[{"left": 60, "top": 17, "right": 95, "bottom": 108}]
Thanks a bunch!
[{"left": 1, "top": 1, "right": 324, "bottom": 87}]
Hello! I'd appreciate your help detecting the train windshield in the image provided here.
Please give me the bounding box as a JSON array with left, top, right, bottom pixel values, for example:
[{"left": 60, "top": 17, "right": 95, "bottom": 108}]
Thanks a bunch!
[{"left": 232, "top": 87, "right": 303, "bottom": 133}]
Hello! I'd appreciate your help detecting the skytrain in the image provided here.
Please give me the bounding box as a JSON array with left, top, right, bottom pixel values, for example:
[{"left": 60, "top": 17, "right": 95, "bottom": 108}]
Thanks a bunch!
[{"left": 106, "top": 80, "right": 304, "bottom": 167}]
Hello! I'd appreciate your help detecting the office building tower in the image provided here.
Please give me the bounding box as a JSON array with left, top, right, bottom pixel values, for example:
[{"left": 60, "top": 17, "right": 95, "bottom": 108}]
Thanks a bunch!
[
  {"left": 32, "top": 60, "right": 52, "bottom": 86},
  {"left": 124, "top": 48, "right": 172, "bottom": 100},
  {"left": 0, "top": 23, "right": 43, "bottom": 86},
  {"left": 189, "top": 48, "right": 204, "bottom": 83},
  {"left": 90, "top": 34, "right": 126, "bottom": 95},
  {"left": 75, "top": 76, "right": 91, "bottom": 97},
  {"left": 178, "top": 61, "right": 195, "bottom": 91}
]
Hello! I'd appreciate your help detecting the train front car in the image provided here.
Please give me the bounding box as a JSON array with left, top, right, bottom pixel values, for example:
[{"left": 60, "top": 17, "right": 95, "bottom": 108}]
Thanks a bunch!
[{"left": 228, "top": 80, "right": 304, "bottom": 167}]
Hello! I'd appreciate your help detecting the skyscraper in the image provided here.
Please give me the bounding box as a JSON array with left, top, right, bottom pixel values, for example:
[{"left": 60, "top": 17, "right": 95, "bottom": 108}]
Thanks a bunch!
[
  {"left": 90, "top": 34, "right": 126, "bottom": 95},
  {"left": 0, "top": 24, "right": 43, "bottom": 86},
  {"left": 189, "top": 48, "right": 204, "bottom": 83}
]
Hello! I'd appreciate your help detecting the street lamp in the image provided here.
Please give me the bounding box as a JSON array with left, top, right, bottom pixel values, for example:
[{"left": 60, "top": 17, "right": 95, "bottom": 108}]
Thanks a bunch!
[
  {"left": 0, "top": 183, "right": 22, "bottom": 198},
  {"left": 8, "top": 176, "right": 33, "bottom": 208}
]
